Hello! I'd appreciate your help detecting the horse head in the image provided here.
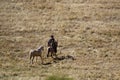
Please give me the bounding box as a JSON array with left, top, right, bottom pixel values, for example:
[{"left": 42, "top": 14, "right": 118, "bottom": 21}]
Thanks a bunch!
[{"left": 38, "top": 46, "right": 44, "bottom": 51}]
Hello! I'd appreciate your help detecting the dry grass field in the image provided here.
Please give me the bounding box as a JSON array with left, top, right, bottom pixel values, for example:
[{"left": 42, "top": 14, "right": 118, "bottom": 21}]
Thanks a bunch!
[{"left": 0, "top": 0, "right": 120, "bottom": 80}]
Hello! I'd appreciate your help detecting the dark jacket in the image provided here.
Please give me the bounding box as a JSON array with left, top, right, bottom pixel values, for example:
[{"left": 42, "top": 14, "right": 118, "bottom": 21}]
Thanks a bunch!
[{"left": 48, "top": 38, "right": 55, "bottom": 47}]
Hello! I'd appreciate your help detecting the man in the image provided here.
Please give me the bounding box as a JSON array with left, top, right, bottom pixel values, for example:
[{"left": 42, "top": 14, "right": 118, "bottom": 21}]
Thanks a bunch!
[
  {"left": 47, "top": 35, "right": 57, "bottom": 57},
  {"left": 48, "top": 35, "right": 55, "bottom": 48}
]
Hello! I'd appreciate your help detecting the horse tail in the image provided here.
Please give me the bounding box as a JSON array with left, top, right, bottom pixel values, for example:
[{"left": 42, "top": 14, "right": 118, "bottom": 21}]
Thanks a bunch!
[{"left": 29, "top": 51, "right": 33, "bottom": 60}]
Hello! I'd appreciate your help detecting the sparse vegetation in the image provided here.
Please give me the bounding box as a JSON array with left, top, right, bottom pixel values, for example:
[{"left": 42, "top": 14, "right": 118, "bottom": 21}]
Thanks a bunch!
[{"left": 46, "top": 75, "right": 73, "bottom": 80}]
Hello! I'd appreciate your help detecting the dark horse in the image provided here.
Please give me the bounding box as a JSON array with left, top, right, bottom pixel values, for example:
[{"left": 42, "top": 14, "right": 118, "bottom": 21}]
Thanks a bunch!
[{"left": 47, "top": 41, "right": 58, "bottom": 58}]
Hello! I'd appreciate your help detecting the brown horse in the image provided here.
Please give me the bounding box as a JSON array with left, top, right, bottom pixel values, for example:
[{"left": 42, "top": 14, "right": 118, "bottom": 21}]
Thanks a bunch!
[
  {"left": 47, "top": 41, "right": 58, "bottom": 58},
  {"left": 29, "top": 46, "right": 44, "bottom": 64}
]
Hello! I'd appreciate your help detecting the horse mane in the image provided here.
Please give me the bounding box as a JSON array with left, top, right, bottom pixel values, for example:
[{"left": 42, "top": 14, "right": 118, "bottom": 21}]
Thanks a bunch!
[{"left": 37, "top": 46, "right": 44, "bottom": 51}]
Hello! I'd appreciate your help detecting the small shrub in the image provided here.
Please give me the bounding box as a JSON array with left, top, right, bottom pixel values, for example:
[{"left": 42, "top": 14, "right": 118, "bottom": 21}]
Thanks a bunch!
[{"left": 46, "top": 75, "right": 73, "bottom": 80}]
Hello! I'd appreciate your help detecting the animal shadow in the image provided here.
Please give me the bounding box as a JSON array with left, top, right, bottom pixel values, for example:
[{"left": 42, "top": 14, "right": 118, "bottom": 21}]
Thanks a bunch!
[
  {"left": 54, "top": 55, "right": 76, "bottom": 61},
  {"left": 42, "top": 62, "right": 52, "bottom": 65},
  {"left": 42, "top": 55, "right": 76, "bottom": 65}
]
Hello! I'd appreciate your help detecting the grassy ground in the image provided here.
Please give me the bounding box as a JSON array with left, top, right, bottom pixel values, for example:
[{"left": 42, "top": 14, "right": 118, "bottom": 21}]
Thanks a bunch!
[{"left": 0, "top": 0, "right": 120, "bottom": 80}]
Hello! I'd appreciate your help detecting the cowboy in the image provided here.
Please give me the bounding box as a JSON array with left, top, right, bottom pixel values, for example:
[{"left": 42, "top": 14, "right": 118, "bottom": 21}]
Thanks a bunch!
[{"left": 48, "top": 35, "right": 55, "bottom": 48}]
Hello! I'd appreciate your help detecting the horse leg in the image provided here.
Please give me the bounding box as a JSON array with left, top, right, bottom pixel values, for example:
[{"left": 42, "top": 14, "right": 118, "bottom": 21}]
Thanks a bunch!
[
  {"left": 36, "top": 57, "right": 37, "bottom": 63},
  {"left": 47, "top": 48, "right": 50, "bottom": 57},
  {"left": 30, "top": 53, "right": 32, "bottom": 64},
  {"left": 54, "top": 52, "right": 57, "bottom": 58},
  {"left": 32, "top": 56, "right": 34, "bottom": 64},
  {"left": 51, "top": 52, "right": 54, "bottom": 58},
  {"left": 40, "top": 56, "right": 43, "bottom": 64},
  {"left": 54, "top": 48, "right": 58, "bottom": 58}
]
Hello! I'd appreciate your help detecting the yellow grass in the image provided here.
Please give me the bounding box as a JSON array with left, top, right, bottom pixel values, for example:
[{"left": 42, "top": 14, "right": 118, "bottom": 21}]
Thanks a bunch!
[{"left": 0, "top": 0, "right": 120, "bottom": 80}]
